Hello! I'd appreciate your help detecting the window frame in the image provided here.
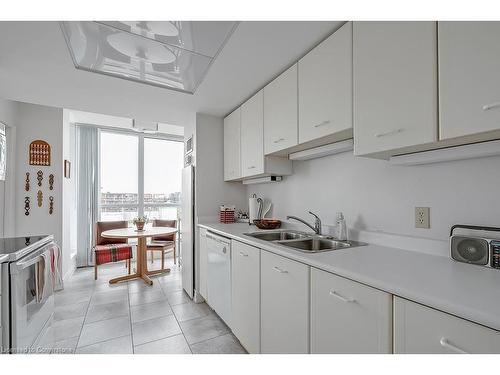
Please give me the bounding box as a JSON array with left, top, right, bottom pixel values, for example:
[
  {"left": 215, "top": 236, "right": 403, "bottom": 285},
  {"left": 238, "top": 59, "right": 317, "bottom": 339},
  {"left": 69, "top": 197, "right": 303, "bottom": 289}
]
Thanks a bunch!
[{"left": 96, "top": 126, "right": 183, "bottom": 221}]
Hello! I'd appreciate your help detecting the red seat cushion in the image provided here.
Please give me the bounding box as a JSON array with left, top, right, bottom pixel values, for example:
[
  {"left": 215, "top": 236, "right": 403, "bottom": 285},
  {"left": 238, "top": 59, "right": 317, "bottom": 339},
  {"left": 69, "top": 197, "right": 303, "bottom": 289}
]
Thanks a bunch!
[{"left": 94, "top": 244, "right": 133, "bottom": 265}]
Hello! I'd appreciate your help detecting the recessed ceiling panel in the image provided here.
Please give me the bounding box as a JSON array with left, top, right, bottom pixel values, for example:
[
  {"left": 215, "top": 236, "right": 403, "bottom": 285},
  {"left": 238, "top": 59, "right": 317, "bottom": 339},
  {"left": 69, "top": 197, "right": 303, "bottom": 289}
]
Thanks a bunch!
[{"left": 60, "top": 21, "right": 237, "bottom": 94}]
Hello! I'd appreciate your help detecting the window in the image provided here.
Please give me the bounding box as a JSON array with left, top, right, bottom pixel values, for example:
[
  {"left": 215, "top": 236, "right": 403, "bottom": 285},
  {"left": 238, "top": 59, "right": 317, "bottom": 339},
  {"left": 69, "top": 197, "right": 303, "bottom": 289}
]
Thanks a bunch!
[
  {"left": 144, "top": 137, "right": 184, "bottom": 220},
  {"left": 99, "top": 132, "right": 139, "bottom": 221},
  {"left": 99, "top": 130, "right": 183, "bottom": 222}
]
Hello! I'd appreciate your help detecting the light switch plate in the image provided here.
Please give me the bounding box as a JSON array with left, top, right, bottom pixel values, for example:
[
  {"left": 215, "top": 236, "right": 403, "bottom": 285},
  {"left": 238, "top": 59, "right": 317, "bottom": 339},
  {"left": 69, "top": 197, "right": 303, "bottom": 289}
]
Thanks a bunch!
[{"left": 415, "top": 207, "right": 430, "bottom": 229}]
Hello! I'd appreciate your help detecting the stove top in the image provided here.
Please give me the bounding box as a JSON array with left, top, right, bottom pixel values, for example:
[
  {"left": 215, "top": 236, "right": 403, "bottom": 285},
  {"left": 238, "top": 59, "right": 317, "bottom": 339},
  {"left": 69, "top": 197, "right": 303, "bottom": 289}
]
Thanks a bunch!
[{"left": 0, "top": 235, "right": 53, "bottom": 262}]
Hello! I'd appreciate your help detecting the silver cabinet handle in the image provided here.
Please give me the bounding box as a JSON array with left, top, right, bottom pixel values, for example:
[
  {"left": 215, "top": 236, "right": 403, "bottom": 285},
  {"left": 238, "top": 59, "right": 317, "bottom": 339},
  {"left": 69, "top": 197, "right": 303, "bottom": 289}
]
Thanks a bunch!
[
  {"left": 374, "top": 128, "right": 404, "bottom": 138},
  {"left": 273, "top": 138, "right": 285, "bottom": 143},
  {"left": 439, "top": 338, "right": 468, "bottom": 354},
  {"left": 272, "top": 266, "right": 288, "bottom": 273},
  {"left": 313, "top": 120, "right": 330, "bottom": 128},
  {"left": 329, "top": 290, "right": 356, "bottom": 303},
  {"left": 239, "top": 251, "right": 248, "bottom": 257},
  {"left": 247, "top": 166, "right": 256, "bottom": 169},
  {"left": 482, "top": 101, "right": 500, "bottom": 111}
]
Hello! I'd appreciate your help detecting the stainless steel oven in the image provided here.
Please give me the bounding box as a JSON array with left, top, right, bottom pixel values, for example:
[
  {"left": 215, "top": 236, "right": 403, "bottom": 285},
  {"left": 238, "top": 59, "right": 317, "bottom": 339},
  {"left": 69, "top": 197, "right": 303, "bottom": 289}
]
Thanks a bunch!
[{"left": 1, "top": 235, "right": 55, "bottom": 354}]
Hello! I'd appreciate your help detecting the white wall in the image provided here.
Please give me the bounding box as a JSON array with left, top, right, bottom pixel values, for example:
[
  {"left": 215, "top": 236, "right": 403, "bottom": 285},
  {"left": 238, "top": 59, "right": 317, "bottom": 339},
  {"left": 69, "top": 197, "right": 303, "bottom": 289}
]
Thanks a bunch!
[
  {"left": 195, "top": 113, "right": 247, "bottom": 220},
  {"left": 0, "top": 98, "right": 16, "bottom": 237},
  {"left": 62, "top": 109, "right": 77, "bottom": 277},
  {"left": 13, "top": 102, "right": 72, "bottom": 276},
  {"left": 247, "top": 151, "right": 500, "bottom": 256}
]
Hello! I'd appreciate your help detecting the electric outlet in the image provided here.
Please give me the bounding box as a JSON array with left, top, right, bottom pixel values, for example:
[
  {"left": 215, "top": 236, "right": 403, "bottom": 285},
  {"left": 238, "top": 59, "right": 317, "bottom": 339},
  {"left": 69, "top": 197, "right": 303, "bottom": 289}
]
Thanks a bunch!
[{"left": 415, "top": 207, "right": 430, "bottom": 229}]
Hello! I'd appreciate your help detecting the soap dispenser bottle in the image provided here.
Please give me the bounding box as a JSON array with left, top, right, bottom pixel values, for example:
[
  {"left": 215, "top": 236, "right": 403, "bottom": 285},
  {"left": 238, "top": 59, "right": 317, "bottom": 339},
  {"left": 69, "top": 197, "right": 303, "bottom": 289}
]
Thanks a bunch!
[{"left": 335, "top": 212, "right": 347, "bottom": 241}]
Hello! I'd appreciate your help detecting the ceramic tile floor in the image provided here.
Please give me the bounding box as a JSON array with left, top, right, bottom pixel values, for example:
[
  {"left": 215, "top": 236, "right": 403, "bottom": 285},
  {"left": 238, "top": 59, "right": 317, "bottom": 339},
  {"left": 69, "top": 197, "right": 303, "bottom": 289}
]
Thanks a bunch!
[{"left": 51, "top": 259, "right": 246, "bottom": 354}]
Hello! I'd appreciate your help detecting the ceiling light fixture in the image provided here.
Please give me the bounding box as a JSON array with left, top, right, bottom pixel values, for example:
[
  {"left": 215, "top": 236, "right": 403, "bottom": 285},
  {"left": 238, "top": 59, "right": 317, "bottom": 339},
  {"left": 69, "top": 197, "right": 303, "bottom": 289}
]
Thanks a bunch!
[{"left": 60, "top": 21, "right": 238, "bottom": 94}]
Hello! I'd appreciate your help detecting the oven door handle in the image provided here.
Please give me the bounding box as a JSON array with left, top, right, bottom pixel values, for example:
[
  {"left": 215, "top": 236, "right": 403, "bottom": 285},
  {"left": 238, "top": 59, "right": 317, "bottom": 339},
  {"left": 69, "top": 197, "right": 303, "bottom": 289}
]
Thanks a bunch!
[
  {"left": 12, "top": 242, "right": 55, "bottom": 272},
  {"left": 16, "top": 255, "right": 44, "bottom": 271}
]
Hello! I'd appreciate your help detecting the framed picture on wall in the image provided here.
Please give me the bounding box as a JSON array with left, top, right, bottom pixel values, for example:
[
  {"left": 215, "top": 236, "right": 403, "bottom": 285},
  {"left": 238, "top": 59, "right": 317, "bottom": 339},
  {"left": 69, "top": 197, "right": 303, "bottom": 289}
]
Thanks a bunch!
[
  {"left": 64, "top": 159, "right": 71, "bottom": 179},
  {"left": 0, "top": 122, "right": 6, "bottom": 181}
]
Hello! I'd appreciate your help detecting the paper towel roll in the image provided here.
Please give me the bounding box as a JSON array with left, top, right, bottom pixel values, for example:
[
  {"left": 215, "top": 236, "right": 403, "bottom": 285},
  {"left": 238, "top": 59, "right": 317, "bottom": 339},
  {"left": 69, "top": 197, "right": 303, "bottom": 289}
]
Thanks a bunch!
[{"left": 249, "top": 197, "right": 259, "bottom": 222}]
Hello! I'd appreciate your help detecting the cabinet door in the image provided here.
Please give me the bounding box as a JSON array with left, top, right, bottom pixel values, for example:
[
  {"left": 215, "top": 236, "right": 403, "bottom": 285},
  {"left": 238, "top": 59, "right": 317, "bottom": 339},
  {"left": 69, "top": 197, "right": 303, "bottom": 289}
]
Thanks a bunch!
[
  {"left": 394, "top": 297, "right": 500, "bottom": 354},
  {"left": 241, "top": 90, "right": 264, "bottom": 177},
  {"left": 439, "top": 22, "right": 500, "bottom": 140},
  {"left": 298, "top": 22, "right": 352, "bottom": 144},
  {"left": 353, "top": 22, "right": 437, "bottom": 156},
  {"left": 231, "top": 241, "right": 260, "bottom": 354},
  {"left": 198, "top": 228, "right": 208, "bottom": 300},
  {"left": 223, "top": 108, "right": 241, "bottom": 181},
  {"left": 264, "top": 64, "right": 298, "bottom": 154},
  {"left": 310, "top": 269, "right": 392, "bottom": 353},
  {"left": 261, "top": 251, "right": 309, "bottom": 353}
]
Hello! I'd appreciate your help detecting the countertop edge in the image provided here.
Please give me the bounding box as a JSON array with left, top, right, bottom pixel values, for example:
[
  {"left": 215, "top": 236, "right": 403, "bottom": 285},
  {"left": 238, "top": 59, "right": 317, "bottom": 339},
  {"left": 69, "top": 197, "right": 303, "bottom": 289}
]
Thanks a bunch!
[{"left": 198, "top": 223, "right": 500, "bottom": 333}]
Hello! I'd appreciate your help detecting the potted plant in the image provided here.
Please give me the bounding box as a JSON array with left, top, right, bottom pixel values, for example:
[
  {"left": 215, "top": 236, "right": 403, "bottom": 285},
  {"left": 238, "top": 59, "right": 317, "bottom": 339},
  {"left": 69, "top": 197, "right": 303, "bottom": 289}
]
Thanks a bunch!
[{"left": 133, "top": 216, "right": 148, "bottom": 231}]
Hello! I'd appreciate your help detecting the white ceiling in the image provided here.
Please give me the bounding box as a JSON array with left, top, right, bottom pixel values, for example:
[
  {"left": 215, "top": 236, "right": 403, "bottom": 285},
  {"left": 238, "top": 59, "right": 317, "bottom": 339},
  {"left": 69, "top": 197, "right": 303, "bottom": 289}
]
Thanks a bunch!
[{"left": 0, "top": 21, "right": 344, "bottom": 127}]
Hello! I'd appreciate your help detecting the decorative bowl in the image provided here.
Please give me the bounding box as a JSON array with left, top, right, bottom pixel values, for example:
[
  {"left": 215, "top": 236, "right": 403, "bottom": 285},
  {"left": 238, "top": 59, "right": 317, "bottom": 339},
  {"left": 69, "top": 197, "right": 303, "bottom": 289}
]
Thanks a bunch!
[{"left": 253, "top": 219, "right": 282, "bottom": 230}]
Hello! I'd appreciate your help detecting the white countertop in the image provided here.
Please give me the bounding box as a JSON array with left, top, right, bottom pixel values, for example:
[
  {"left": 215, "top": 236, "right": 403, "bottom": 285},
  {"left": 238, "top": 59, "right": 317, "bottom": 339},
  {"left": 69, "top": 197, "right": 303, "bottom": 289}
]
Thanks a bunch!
[
  {"left": 199, "top": 222, "right": 500, "bottom": 332},
  {"left": 0, "top": 254, "right": 8, "bottom": 263}
]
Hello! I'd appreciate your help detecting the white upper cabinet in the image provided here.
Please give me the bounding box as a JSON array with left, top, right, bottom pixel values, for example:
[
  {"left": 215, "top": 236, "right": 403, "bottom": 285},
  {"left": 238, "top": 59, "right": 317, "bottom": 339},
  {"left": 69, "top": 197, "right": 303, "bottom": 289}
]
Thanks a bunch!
[
  {"left": 241, "top": 90, "right": 265, "bottom": 177},
  {"left": 298, "top": 22, "right": 353, "bottom": 144},
  {"left": 311, "top": 268, "right": 392, "bottom": 354},
  {"left": 353, "top": 22, "right": 438, "bottom": 157},
  {"left": 223, "top": 108, "right": 241, "bottom": 181},
  {"left": 439, "top": 22, "right": 500, "bottom": 140},
  {"left": 264, "top": 64, "right": 298, "bottom": 155}
]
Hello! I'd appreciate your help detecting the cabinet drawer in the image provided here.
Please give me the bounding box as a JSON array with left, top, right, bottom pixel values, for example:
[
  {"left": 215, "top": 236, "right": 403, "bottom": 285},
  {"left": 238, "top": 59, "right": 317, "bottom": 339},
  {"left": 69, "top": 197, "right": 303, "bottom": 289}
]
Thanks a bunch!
[
  {"left": 231, "top": 241, "right": 260, "bottom": 353},
  {"left": 261, "top": 251, "right": 310, "bottom": 353},
  {"left": 394, "top": 297, "right": 500, "bottom": 354},
  {"left": 311, "top": 269, "right": 392, "bottom": 353}
]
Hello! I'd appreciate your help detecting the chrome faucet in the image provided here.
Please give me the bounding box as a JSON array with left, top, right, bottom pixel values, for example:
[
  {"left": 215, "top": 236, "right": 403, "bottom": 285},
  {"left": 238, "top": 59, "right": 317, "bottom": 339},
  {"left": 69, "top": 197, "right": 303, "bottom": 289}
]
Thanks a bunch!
[{"left": 286, "top": 211, "right": 322, "bottom": 235}]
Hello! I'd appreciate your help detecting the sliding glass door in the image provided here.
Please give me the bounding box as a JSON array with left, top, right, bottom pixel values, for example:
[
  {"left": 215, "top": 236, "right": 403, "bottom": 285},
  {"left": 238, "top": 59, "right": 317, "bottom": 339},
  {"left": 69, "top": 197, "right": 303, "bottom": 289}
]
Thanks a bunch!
[
  {"left": 99, "top": 130, "right": 183, "bottom": 222},
  {"left": 144, "top": 137, "right": 184, "bottom": 220}
]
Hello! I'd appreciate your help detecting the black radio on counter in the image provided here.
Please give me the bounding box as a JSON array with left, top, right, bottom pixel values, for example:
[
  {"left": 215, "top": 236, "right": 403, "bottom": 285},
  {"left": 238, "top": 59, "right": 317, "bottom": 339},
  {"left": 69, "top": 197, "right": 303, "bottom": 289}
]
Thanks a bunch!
[{"left": 450, "top": 225, "right": 500, "bottom": 269}]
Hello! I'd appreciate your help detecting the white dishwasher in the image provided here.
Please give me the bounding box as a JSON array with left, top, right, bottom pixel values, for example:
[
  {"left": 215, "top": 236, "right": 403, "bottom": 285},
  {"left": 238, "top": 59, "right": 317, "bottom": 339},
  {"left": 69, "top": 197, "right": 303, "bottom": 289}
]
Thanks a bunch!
[{"left": 206, "top": 231, "right": 231, "bottom": 327}]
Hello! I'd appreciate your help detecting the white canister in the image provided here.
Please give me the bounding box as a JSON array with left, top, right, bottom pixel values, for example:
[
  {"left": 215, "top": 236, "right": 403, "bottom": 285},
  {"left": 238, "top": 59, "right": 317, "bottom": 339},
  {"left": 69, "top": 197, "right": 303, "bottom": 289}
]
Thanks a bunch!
[{"left": 248, "top": 196, "right": 259, "bottom": 223}]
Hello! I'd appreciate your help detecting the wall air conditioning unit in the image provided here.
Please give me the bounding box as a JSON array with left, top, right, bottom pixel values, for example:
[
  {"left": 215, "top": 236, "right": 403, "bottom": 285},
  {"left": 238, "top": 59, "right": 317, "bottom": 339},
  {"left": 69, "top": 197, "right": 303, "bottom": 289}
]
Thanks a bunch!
[{"left": 132, "top": 120, "right": 159, "bottom": 133}]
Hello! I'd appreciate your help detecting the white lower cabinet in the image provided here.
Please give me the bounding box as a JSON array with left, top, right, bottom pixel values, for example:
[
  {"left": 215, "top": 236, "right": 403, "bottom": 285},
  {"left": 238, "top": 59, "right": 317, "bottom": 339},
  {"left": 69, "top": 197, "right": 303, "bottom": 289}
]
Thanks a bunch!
[
  {"left": 198, "top": 228, "right": 208, "bottom": 301},
  {"left": 311, "top": 268, "right": 392, "bottom": 353},
  {"left": 231, "top": 241, "right": 260, "bottom": 354},
  {"left": 260, "top": 251, "right": 310, "bottom": 353},
  {"left": 394, "top": 297, "right": 500, "bottom": 354}
]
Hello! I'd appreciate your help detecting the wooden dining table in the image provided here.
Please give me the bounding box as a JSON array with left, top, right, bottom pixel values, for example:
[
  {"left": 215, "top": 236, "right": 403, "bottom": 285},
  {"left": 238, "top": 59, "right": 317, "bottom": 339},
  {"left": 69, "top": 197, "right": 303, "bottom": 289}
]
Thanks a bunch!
[{"left": 101, "top": 226, "right": 177, "bottom": 286}]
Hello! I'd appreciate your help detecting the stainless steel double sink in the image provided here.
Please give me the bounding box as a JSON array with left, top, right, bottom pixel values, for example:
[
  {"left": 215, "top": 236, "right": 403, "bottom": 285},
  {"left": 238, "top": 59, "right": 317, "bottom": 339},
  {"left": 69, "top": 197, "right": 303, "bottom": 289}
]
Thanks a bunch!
[{"left": 244, "top": 230, "right": 366, "bottom": 253}]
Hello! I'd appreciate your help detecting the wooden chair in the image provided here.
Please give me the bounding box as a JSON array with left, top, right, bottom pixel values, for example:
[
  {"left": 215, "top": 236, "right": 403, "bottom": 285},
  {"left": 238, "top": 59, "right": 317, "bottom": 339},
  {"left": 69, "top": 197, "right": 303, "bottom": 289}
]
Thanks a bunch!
[
  {"left": 93, "top": 220, "right": 133, "bottom": 280},
  {"left": 147, "top": 219, "right": 177, "bottom": 270}
]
